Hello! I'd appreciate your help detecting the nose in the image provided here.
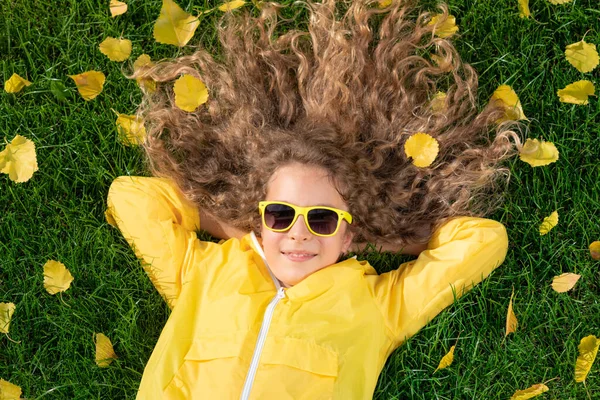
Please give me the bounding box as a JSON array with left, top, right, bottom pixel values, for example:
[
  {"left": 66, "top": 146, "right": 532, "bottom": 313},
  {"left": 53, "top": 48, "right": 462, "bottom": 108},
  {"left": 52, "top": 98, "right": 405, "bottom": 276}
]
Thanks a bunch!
[{"left": 287, "top": 215, "right": 312, "bottom": 241}]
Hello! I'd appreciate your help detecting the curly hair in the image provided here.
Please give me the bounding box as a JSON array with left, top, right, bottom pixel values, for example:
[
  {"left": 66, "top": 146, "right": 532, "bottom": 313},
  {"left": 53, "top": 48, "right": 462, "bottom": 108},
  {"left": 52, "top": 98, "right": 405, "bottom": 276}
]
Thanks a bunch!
[{"left": 131, "top": 0, "right": 523, "bottom": 248}]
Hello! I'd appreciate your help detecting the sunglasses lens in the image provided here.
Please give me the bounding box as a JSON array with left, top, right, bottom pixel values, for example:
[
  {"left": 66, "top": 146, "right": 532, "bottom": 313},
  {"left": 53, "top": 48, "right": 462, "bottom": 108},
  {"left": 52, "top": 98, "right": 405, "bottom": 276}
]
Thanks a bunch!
[
  {"left": 307, "top": 209, "right": 339, "bottom": 235},
  {"left": 264, "top": 203, "right": 296, "bottom": 230}
]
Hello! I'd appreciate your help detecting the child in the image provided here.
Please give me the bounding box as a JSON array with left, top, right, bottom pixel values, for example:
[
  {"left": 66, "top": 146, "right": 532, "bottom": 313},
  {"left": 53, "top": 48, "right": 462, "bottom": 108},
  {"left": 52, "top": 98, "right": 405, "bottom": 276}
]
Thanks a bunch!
[{"left": 108, "top": 0, "right": 521, "bottom": 398}]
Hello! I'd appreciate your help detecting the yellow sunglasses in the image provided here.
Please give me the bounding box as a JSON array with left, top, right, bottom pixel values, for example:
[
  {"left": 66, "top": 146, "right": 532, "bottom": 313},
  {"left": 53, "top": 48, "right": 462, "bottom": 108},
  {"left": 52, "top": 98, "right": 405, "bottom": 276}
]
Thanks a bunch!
[{"left": 258, "top": 201, "right": 353, "bottom": 237}]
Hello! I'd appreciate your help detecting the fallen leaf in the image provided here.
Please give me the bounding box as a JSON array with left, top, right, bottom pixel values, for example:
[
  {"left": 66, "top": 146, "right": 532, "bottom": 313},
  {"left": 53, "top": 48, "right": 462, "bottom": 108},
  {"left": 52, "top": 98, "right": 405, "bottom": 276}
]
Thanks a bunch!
[
  {"left": 539, "top": 211, "right": 558, "bottom": 235},
  {"left": 0, "top": 378, "right": 22, "bottom": 400},
  {"left": 43, "top": 260, "right": 74, "bottom": 295},
  {"left": 565, "top": 40, "right": 599, "bottom": 73},
  {"left": 548, "top": 0, "right": 573, "bottom": 4},
  {"left": 115, "top": 113, "right": 147, "bottom": 146},
  {"left": 590, "top": 241, "right": 600, "bottom": 260},
  {"left": 110, "top": 0, "right": 128, "bottom": 17},
  {"left": 509, "top": 383, "right": 549, "bottom": 399},
  {"left": 0, "top": 303, "right": 16, "bottom": 334},
  {"left": 95, "top": 333, "right": 118, "bottom": 368},
  {"left": 173, "top": 74, "right": 209, "bottom": 112},
  {"left": 218, "top": 0, "right": 246, "bottom": 11},
  {"left": 574, "top": 335, "right": 600, "bottom": 383},
  {"left": 430, "top": 91, "right": 447, "bottom": 112},
  {"left": 557, "top": 80, "right": 595, "bottom": 105},
  {"left": 99, "top": 37, "right": 132, "bottom": 62},
  {"left": 133, "top": 54, "right": 157, "bottom": 93},
  {"left": 490, "top": 85, "right": 527, "bottom": 122},
  {"left": 519, "top": 138, "right": 559, "bottom": 167},
  {"left": 518, "top": 0, "right": 531, "bottom": 18},
  {"left": 68, "top": 71, "right": 106, "bottom": 101},
  {"left": 4, "top": 73, "right": 32, "bottom": 93},
  {"left": 428, "top": 14, "right": 459, "bottom": 38},
  {"left": 377, "top": 0, "right": 392, "bottom": 7},
  {"left": 506, "top": 289, "right": 518, "bottom": 336},
  {"left": 404, "top": 132, "right": 439, "bottom": 168},
  {"left": 551, "top": 272, "right": 581, "bottom": 293},
  {"left": 0, "top": 135, "right": 39, "bottom": 183},
  {"left": 153, "top": 0, "right": 199, "bottom": 47},
  {"left": 434, "top": 345, "right": 455, "bottom": 372}
]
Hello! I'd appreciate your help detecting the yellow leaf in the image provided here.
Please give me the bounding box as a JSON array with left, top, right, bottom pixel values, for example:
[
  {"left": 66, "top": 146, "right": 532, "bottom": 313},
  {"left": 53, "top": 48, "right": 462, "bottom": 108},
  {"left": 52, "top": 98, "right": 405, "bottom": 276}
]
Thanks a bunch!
[
  {"left": 68, "top": 71, "right": 106, "bottom": 101},
  {"left": 133, "top": 54, "right": 157, "bottom": 93},
  {"left": 99, "top": 37, "right": 132, "bottom": 62},
  {"left": 574, "top": 335, "right": 600, "bottom": 383},
  {"left": 404, "top": 132, "right": 439, "bottom": 168},
  {"left": 565, "top": 40, "right": 599, "bottom": 73},
  {"left": 115, "top": 113, "right": 147, "bottom": 146},
  {"left": 95, "top": 333, "right": 118, "bottom": 368},
  {"left": 4, "top": 73, "right": 32, "bottom": 93},
  {"left": 509, "top": 383, "right": 549, "bottom": 400},
  {"left": 490, "top": 85, "right": 528, "bottom": 122},
  {"left": 0, "top": 135, "right": 39, "bottom": 183},
  {"left": 428, "top": 14, "right": 459, "bottom": 39},
  {"left": 519, "top": 138, "right": 559, "bottom": 167},
  {"left": 153, "top": 0, "right": 199, "bottom": 47},
  {"left": 377, "top": 0, "right": 392, "bottom": 7},
  {"left": 217, "top": 0, "right": 246, "bottom": 12},
  {"left": 518, "top": 0, "right": 531, "bottom": 18},
  {"left": 430, "top": 91, "right": 447, "bottom": 112},
  {"left": 590, "top": 241, "right": 600, "bottom": 260},
  {"left": 548, "top": 0, "right": 573, "bottom": 4},
  {"left": 43, "top": 260, "right": 74, "bottom": 295},
  {"left": 109, "top": 0, "right": 128, "bottom": 17},
  {"left": 539, "top": 211, "right": 558, "bottom": 236},
  {"left": 551, "top": 272, "right": 581, "bottom": 293},
  {"left": 173, "top": 74, "right": 209, "bottom": 112},
  {"left": 0, "top": 378, "right": 22, "bottom": 400},
  {"left": 0, "top": 303, "right": 16, "bottom": 334},
  {"left": 506, "top": 289, "right": 518, "bottom": 336},
  {"left": 557, "top": 80, "right": 595, "bottom": 105},
  {"left": 434, "top": 345, "right": 455, "bottom": 372}
]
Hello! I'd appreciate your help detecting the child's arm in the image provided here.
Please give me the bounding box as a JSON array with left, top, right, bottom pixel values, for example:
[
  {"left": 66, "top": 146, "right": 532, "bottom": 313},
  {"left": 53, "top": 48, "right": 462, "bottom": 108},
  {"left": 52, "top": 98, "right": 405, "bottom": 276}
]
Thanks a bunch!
[
  {"left": 107, "top": 176, "right": 222, "bottom": 309},
  {"left": 367, "top": 217, "right": 508, "bottom": 346}
]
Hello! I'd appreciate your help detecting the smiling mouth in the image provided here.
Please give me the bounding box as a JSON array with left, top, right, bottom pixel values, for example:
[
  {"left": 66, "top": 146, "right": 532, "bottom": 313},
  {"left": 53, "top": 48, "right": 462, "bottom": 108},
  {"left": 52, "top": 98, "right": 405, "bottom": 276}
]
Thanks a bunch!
[{"left": 281, "top": 252, "right": 317, "bottom": 261}]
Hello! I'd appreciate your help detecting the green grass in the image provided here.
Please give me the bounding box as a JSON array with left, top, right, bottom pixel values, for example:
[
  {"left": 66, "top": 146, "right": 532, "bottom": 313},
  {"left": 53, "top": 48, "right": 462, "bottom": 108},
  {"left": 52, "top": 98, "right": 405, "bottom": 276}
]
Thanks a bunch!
[{"left": 1, "top": 0, "right": 599, "bottom": 398}]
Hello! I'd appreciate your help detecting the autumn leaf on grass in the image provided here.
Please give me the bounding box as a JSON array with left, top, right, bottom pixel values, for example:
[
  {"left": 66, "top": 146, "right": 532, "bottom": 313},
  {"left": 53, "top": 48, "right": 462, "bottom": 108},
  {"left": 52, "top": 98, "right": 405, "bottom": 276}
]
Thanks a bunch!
[
  {"left": 430, "top": 91, "right": 447, "bottom": 112},
  {"left": 153, "top": 0, "right": 199, "bottom": 47},
  {"left": 574, "top": 335, "right": 600, "bottom": 382},
  {"left": 548, "top": 0, "right": 573, "bottom": 4},
  {"left": 551, "top": 272, "right": 581, "bottom": 293},
  {"left": 133, "top": 54, "right": 157, "bottom": 93},
  {"left": 68, "top": 71, "right": 106, "bottom": 101},
  {"left": 505, "top": 289, "right": 518, "bottom": 336},
  {"left": 590, "top": 241, "right": 600, "bottom": 260},
  {"left": 0, "top": 135, "right": 38, "bottom": 183},
  {"left": 428, "top": 14, "right": 459, "bottom": 38},
  {"left": 115, "top": 113, "right": 147, "bottom": 146},
  {"left": 490, "top": 85, "right": 527, "bottom": 122},
  {"left": 4, "top": 73, "right": 32, "bottom": 93},
  {"left": 99, "top": 37, "right": 132, "bottom": 62},
  {"left": 0, "top": 379, "right": 22, "bottom": 400},
  {"left": 539, "top": 211, "right": 558, "bottom": 235},
  {"left": 43, "top": 260, "right": 74, "bottom": 295},
  {"left": 95, "top": 333, "right": 118, "bottom": 368},
  {"left": 434, "top": 345, "right": 455, "bottom": 372},
  {"left": 404, "top": 133, "right": 439, "bottom": 168},
  {"left": 110, "top": 0, "right": 128, "bottom": 17},
  {"left": 0, "top": 303, "right": 16, "bottom": 334},
  {"left": 519, "top": 138, "right": 559, "bottom": 167},
  {"left": 509, "top": 383, "right": 549, "bottom": 400},
  {"left": 565, "top": 40, "right": 599, "bottom": 73},
  {"left": 377, "top": 0, "right": 392, "bottom": 7},
  {"left": 217, "top": 0, "right": 246, "bottom": 11},
  {"left": 174, "top": 74, "right": 209, "bottom": 112},
  {"left": 517, "top": 0, "right": 531, "bottom": 18},
  {"left": 557, "top": 80, "right": 595, "bottom": 105}
]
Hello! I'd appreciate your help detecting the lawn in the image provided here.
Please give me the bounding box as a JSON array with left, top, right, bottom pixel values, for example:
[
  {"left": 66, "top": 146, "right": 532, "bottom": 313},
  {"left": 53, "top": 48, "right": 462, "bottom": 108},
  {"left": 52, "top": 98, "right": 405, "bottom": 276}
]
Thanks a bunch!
[{"left": 1, "top": 0, "right": 599, "bottom": 399}]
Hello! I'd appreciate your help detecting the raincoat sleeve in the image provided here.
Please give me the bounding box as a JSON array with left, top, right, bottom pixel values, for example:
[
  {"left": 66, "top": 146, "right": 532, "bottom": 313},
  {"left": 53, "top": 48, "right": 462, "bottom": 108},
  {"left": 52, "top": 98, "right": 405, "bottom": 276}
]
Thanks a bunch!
[
  {"left": 370, "top": 216, "right": 509, "bottom": 345},
  {"left": 107, "top": 176, "right": 221, "bottom": 309}
]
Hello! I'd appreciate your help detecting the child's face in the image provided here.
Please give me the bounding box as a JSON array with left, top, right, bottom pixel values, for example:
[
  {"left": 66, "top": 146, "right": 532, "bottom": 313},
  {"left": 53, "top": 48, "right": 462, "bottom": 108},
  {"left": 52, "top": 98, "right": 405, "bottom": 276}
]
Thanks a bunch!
[{"left": 260, "top": 163, "right": 354, "bottom": 287}]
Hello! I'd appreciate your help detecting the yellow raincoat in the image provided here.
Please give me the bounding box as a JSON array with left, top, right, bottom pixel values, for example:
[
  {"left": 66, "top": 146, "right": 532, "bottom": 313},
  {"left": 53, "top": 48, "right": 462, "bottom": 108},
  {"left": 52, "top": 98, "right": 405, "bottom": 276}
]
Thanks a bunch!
[{"left": 107, "top": 176, "right": 509, "bottom": 400}]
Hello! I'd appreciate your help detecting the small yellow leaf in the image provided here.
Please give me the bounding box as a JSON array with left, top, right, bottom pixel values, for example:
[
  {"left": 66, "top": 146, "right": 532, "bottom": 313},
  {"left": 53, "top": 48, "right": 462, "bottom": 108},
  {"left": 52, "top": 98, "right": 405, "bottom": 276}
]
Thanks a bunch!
[
  {"left": 99, "top": 37, "right": 132, "bottom": 62},
  {"left": 590, "top": 241, "right": 600, "bottom": 260},
  {"left": 68, "top": 71, "right": 106, "bottom": 101},
  {"left": 153, "top": 0, "right": 199, "bottom": 47},
  {"left": 548, "top": 0, "right": 573, "bottom": 4},
  {"left": 217, "top": 0, "right": 246, "bottom": 11},
  {"left": 4, "top": 73, "right": 32, "bottom": 93},
  {"left": 109, "top": 0, "right": 128, "bottom": 17},
  {"left": 428, "top": 14, "right": 459, "bottom": 39},
  {"left": 0, "top": 378, "right": 22, "bottom": 400},
  {"left": 404, "top": 132, "right": 439, "bottom": 168},
  {"left": 430, "top": 91, "right": 447, "bottom": 112},
  {"left": 506, "top": 289, "right": 518, "bottom": 336},
  {"left": 519, "top": 138, "right": 559, "bottom": 167},
  {"left": 557, "top": 80, "right": 595, "bottom": 105},
  {"left": 518, "top": 0, "right": 531, "bottom": 18},
  {"left": 509, "top": 383, "right": 549, "bottom": 400},
  {"left": 490, "top": 85, "right": 527, "bottom": 122},
  {"left": 551, "top": 272, "right": 581, "bottom": 293},
  {"left": 0, "top": 135, "right": 39, "bottom": 183},
  {"left": 95, "top": 333, "right": 118, "bottom": 368},
  {"left": 0, "top": 303, "right": 16, "bottom": 334},
  {"left": 574, "top": 335, "right": 600, "bottom": 383},
  {"left": 539, "top": 211, "right": 558, "bottom": 235},
  {"left": 434, "top": 345, "right": 455, "bottom": 372},
  {"left": 133, "top": 54, "right": 157, "bottom": 93},
  {"left": 115, "top": 113, "right": 147, "bottom": 146},
  {"left": 173, "top": 74, "right": 209, "bottom": 112},
  {"left": 377, "top": 0, "right": 392, "bottom": 7},
  {"left": 43, "top": 260, "right": 74, "bottom": 295},
  {"left": 565, "top": 40, "right": 599, "bottom": 73}
]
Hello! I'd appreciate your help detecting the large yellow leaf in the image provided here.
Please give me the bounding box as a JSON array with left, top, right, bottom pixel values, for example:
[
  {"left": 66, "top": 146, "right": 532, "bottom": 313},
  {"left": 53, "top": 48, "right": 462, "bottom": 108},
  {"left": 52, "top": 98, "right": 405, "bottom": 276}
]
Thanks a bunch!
[
  {"left": 552, "top": 272, "right": 581, "bottom": 293},
  {"left": 491, "top": 85, "right": 527, "bottom": 122},
  {"left": 509, "top": 383, "right": 549, "bottom": 399},
  {"left": 4, "top": 73, "right": 32, "bottom": 93},
  {"left": 0, "top": 379, "right": 22, "bottom": 400},
  {"left": 565, "top": 40, "right": 599, "bottom": 73},
  {"left": 557, "top": 80, "right": 595, "bottom": 105},
  {"left": 434, "top": 345, "right": 455, "bottom": 372},
  {"left": 519, "top": 138, "right": 559, "bottom": 167},
  {"left": 133, "top": 54, "right": 157, "bottom": 93},
  {"left": 218, "top": 0, "right": 246, "bottom": 11},
  {"left": 539, "top": 211, "right": 558, "bottom": 235},
  {"left": 428, "top": 14, "right": 459, "bottom": 38},
  {"left": 95, "top": 333, "right": 118, "bottom": 368},
  {"left": 99, "top": 37, "right": 132, "bottom": 62},
  {"left": 43, "top": 260, "right": 74, "bottom": 295},
  {"left": 0, "top": 303, "right": 16, "bottom": 334},
  {"left": 404, "top": 132, "right": 439, "bottom": 168},
  {"left": 518, "top": 0, "right": 531, "bottom": 18},
  {"left": 173, "top": 74, "right": 209, "bottom": 112},
  {"left": 548, "top": 0, "right": 573, "bottom": 4},
  {"left": 574, "top": 335, "right": 600, "bottom": 382},
  {"left": 0, "top": 135, "right": 38, "bottom": 183},
  {"left": 153, "top": 0, "right": 199, "bottom": 47},
  {"left": 109, "top": 0, "right": 128, "bottom": 17},
  {"left": 505, "top": 289, "right": 518, "bottom": 336},
  {"left": 115, "top": 113, "right": 147, "bottom": 146},
  {"left": 430, "top": 91, "right": 447, "bottom": 112},
  {"left": 68, "top": 71, "right": 106, "bottom": 101},
  {"left": 590, "top": 241, "right": 600, "bottom": 260}
]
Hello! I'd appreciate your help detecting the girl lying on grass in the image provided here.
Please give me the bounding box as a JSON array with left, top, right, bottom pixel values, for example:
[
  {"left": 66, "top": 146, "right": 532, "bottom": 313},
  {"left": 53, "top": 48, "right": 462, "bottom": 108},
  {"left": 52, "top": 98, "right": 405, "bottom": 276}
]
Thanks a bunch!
[{"left": 107, "top": 0, "right": 522, "bottom": 398}]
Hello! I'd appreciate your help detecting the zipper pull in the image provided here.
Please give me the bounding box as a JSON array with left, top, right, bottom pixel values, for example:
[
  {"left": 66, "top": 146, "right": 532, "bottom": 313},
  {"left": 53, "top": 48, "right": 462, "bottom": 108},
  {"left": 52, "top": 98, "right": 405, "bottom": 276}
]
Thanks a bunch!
[{"left": 277, "top": 287, "right": 286, "bottom": 299}]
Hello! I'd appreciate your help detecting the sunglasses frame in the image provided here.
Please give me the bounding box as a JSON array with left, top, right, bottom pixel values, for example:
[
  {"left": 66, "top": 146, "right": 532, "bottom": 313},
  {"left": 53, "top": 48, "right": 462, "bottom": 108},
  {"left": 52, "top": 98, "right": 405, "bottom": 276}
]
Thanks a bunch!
[{"left": 258, "top": 201, "right": 353, "bottom": 237}]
